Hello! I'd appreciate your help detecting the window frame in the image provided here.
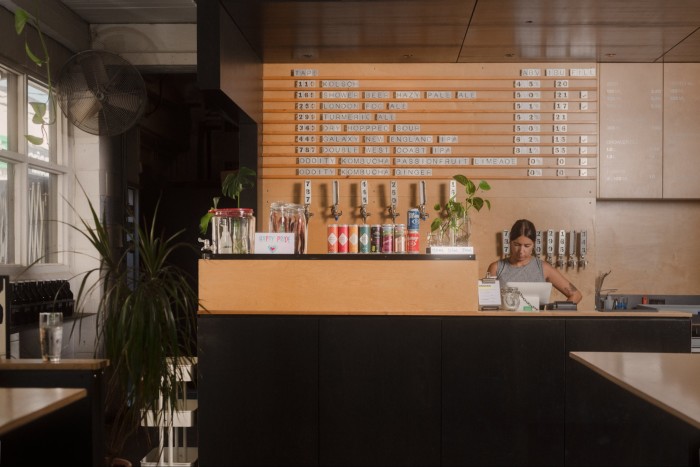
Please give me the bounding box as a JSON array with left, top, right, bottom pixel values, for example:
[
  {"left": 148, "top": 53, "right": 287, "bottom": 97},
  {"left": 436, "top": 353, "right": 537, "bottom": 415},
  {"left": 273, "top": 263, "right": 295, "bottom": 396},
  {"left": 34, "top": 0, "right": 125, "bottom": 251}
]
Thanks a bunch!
[{"left": 0, "top": 63, "right": 73, "bottom": 280}]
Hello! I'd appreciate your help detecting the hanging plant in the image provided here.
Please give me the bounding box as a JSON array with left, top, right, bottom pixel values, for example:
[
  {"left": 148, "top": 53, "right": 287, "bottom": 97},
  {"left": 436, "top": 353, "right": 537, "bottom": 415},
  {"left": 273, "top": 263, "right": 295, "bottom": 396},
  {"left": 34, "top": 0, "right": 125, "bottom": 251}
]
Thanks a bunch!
[{"left": 14, "top": 7, "right": 57, "bottom": 145}]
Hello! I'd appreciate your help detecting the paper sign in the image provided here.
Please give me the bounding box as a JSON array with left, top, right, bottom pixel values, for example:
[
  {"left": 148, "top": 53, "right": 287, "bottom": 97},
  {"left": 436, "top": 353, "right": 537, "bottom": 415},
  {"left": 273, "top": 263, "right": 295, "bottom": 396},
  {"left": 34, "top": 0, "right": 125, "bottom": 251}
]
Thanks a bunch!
[
  {"left": 478, "top": 279, "right": 501, "bottom": 309},
  {"left": 254, "top": 233, "right": 296, "bottom": 254}
]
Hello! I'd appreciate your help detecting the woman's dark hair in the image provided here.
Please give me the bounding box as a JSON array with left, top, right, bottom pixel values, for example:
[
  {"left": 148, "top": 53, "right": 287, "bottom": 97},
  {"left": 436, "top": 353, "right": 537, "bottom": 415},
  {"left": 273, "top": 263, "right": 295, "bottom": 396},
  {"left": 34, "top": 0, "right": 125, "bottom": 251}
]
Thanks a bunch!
[{"left": 510, "top": 219, "right": 536, "bottom": 244}]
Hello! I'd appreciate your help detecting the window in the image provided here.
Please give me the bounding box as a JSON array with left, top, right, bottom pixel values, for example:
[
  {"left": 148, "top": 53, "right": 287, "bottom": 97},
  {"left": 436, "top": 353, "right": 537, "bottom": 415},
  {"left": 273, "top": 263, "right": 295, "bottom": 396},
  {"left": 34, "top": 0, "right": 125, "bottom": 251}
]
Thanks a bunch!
[{"left": 0, "top": 64, "right": 69, "bottom": 271}]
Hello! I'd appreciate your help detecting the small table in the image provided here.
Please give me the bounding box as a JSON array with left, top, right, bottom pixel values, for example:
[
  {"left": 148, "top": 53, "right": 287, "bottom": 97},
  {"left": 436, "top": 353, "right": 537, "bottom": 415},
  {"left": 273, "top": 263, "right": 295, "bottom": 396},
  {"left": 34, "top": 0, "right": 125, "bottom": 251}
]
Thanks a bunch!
[
  {"left": 0, "top": 358, "right": 109, "bottom": 466},
  {"left": 0, "top": 387, "right": 86, "bottom": 436}
]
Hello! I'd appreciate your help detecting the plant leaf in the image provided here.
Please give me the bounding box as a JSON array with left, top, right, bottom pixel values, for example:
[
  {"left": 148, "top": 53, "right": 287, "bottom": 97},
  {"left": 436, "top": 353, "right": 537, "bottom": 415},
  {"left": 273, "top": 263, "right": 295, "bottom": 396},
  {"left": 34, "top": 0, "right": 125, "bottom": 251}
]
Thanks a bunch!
[
  {"left": 479, "top": 180, "right": 491, "bottom": 191},
  {"left": 453, "top": 174, "right": 468, "bottom": 187},
  {"left": 14, "top": 8, "right": 30, "bottom": 34},
  {"left": 24, "top": 42, "right": 43, "bottom": 66},
  {"left": 30, "top": 101, "right": 47, "bottom": 118},
  {"left": 430, "top": 217, "right": 442, "bottom": 232},
  {"left": 199, "top": 212, "right": 213, "bottom": 235},
  {"left": 25, "top": 134, "right": 43, "bottom": 145},
  {"left": 465, "top": 178, "right": 476, "bottom": 195}
]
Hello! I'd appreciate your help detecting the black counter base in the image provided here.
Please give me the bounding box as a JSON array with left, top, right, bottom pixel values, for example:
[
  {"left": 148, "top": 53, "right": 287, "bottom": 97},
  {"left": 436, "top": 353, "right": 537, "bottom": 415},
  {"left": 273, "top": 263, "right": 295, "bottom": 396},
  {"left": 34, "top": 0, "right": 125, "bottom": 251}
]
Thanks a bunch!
[{"left": 198, "top": 314, "right": 692, "bottom": 467}]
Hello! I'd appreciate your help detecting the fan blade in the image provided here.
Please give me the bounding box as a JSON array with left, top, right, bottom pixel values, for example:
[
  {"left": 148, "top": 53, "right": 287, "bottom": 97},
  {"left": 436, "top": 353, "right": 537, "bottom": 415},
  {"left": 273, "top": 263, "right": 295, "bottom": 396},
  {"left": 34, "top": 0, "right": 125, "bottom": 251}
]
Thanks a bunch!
[
  {"left": 66, "top": 89, "right": 103, "bottom": 135},
  {"left": 78, "top": 52, "right": 111, "bottom": 95}
]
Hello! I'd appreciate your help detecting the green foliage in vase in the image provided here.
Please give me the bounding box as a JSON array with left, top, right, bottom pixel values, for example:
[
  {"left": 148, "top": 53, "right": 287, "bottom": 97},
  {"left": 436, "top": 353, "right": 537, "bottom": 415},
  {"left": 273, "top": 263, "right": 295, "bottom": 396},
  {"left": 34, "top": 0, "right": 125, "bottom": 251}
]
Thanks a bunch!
[
  {"left": 199, "top": 166, "right": 256, "bottom": 234},
  {"left": 430, "top": 174, "right": 492, "bottom": 233}
]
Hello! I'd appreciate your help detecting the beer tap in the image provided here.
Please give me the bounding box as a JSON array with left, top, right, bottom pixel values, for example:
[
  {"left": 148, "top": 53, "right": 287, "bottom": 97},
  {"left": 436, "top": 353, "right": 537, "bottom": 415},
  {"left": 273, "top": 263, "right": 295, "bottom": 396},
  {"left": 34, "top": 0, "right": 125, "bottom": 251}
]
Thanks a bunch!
[
  {"left": 387, "top": 180, "right": 400, "bottom": 223},
  {"left": 418, "top": 180, "right": 429, "bottom": 221},
  {"left": 359, "top": 180, "right": 371, "bottom": 224},
  {"left": 535, "top": 230, "right": 543, "bottom": 259},
  {"left": 330, "top": 180, "right": 343, "bottom": 221},
  {"left": 546, "top": 229, "right": 555, "bottom": 266},
  {"left": 557, "top": 229, "right": 566, "bottom": 268},
  {"left": 578, "top": 230, "right": 588, "bottom": 269},
  {"left": 567, "top": 230, "right": 578, "bottom": 269},
  {"left": 303, "top": 179, "right": 314, "bottom": 224}
]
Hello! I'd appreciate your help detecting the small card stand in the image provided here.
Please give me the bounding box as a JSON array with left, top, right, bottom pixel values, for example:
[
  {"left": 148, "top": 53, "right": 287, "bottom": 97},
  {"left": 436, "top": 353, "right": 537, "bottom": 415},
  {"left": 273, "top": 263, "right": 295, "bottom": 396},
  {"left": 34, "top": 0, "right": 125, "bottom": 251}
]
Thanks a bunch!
[{"left": 478, "top": 276, "right": 501, "bottom": 310}]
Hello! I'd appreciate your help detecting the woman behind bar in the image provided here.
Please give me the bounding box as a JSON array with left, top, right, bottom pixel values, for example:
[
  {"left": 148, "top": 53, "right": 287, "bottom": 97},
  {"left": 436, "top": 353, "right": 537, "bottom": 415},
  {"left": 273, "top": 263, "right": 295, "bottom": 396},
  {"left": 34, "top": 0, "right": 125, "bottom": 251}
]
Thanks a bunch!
[{"left": 487, "top": 219, "right": 582, "bottom": 304}]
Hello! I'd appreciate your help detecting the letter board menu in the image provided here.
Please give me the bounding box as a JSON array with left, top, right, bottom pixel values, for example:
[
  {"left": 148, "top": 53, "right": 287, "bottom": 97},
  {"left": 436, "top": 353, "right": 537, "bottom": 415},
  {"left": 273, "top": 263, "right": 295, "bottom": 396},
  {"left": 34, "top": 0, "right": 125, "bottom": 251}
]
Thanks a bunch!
[{"left": 262, "top": 63, "right": 598, "bottom": 181}]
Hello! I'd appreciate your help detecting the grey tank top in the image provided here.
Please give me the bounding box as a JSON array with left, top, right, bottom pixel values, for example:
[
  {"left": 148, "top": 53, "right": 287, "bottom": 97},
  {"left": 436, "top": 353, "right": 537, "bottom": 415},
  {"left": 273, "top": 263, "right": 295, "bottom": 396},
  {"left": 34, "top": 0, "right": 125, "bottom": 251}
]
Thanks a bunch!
[{"left": 496, "top": 257, "right": 545, "bottom": 283}]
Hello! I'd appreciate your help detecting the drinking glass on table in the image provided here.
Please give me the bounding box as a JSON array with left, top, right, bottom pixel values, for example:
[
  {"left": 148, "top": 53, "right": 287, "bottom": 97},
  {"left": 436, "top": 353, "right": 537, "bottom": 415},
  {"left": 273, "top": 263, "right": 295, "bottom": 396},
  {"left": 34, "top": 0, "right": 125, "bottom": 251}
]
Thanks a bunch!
[{"left": 39, "top": 312, "right": 63, "bottom": 362}]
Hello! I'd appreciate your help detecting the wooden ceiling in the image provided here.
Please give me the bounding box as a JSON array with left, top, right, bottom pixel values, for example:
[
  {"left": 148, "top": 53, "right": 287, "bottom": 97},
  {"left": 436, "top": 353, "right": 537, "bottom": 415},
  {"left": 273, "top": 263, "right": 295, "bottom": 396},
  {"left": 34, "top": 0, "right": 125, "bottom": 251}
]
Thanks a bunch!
[{"left": 219, "top": 0, "right": 700, "bottom": 63}]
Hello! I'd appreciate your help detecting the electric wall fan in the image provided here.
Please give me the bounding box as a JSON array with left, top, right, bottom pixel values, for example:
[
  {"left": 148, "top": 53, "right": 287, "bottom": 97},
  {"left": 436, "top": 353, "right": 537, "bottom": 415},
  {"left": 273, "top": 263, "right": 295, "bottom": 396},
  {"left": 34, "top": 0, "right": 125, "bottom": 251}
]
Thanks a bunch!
[{"left": 55, "top": 50, "right": 147, "bottom": 136}]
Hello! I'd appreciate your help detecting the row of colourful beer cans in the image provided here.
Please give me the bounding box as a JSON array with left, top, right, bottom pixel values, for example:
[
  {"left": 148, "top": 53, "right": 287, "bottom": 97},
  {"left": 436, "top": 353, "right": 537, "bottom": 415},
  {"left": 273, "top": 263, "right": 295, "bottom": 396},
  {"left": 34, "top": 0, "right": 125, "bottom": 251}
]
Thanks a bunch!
[{"left": 327, "top": 223, "right": 420, "bottom": 254}]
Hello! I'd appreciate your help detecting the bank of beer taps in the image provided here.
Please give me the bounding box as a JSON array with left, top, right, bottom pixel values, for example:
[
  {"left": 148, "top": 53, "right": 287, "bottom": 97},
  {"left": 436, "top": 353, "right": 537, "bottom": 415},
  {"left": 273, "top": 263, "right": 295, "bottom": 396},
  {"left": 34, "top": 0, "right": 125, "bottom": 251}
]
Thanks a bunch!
[
  {"left": 325, "top": 180, "right": 433, "bottom": 224},
  {"left": 502, "top": 227, "right": 589, "bottom": 271}
]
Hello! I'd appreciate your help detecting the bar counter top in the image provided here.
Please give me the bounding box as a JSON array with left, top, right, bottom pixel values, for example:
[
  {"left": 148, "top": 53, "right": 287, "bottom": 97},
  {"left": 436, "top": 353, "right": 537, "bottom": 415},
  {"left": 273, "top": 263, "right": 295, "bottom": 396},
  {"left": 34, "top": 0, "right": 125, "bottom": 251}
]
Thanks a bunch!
[{"left": 0, "top": 358, "right": 109, "bottom": 370}]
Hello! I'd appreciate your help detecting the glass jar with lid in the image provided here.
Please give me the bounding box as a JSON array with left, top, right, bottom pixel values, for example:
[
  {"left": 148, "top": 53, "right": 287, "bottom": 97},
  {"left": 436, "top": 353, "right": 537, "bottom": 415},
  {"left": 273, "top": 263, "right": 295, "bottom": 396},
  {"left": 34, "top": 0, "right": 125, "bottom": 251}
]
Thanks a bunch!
[
  {"left": 268, "top": 202, "right": 307, "bottom": 254},
  {"left": 210, "top": 208, "right": 255, "bottom": 254},
  {"left": 501, "top": 286, "right": 521, "bottom": 311}
]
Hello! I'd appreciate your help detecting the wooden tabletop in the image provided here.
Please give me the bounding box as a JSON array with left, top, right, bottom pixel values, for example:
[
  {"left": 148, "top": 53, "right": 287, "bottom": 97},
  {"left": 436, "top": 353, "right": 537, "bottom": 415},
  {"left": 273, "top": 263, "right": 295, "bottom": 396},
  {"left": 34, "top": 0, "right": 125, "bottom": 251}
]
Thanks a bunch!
[
  {"left": 570, "top": 351, "right": 700, "bottom": 430},
  {"left": 0, "top": 387, "right": 87, "bottom": 436},
  {"left": 0, "top": 358, "right": 109, "bottom": 371}
]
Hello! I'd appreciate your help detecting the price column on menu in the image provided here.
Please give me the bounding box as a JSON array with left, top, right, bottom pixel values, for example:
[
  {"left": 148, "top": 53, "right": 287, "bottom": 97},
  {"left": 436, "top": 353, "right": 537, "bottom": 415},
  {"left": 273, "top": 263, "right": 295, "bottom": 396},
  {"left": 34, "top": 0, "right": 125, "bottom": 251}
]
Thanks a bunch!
[
  {"left": 261, "top": 63, "right": 598, "bottom": 181},
  {"left": 512, "top": 67, "right": 597, "bottom": 180}
]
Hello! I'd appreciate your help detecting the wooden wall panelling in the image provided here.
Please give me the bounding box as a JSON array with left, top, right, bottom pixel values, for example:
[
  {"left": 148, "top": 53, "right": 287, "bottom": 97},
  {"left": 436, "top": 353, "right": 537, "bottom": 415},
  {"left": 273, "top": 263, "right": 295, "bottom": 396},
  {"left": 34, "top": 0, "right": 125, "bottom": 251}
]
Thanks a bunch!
[
  {"left": 663, "top": 63, "right": 700, "bottom": 199},
  {"left": 595, "top": 200, "right": 700, "bottom": 295},
  {"left": 260, "top": 63, "right": 599, "bottom": 309},
  {"left": 599, "top": 63, "right": 663, "bottom": 199}
]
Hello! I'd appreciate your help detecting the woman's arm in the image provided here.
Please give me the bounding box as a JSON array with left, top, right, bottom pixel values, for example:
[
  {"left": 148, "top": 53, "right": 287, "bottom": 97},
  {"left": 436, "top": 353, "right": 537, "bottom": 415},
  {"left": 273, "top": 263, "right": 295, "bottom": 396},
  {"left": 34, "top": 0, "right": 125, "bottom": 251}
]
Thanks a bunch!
[{"left": 543, "top": 262, "right": 583, "bottom": 303}]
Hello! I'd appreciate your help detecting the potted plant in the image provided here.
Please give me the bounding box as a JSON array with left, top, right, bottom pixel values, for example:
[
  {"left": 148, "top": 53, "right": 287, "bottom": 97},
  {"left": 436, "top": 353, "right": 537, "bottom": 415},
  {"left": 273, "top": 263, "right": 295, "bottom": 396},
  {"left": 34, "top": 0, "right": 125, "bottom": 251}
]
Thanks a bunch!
[
  {"left": 70, "top": 191, "right": 199, "bottom": 465},
  {"left": 199, "top": 166, "right": 256, "bottom": 235},
  {"left": 430, "top": 174, "right": 491, "bottom": 246}
]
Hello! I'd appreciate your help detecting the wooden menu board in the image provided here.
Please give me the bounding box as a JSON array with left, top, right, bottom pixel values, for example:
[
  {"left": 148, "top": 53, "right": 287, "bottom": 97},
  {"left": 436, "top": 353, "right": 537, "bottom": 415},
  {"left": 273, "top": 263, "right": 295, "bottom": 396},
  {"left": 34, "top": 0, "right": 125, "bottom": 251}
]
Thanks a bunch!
[
  {"left": 262, "top": 63, "right": 598, "bottom": 181},
  {"left": 599, "top": 64, "right": 663, "bottom": 199}
]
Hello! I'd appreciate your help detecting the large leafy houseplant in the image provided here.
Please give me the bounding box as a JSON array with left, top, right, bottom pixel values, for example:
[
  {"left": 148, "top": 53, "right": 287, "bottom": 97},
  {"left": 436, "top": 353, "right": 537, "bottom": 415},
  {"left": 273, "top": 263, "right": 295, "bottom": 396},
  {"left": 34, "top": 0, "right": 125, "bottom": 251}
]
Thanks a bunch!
[
  {"left": 430, "top": 175, "right": 491, "bottom": 246},
  {"left": 70, "top": 193, "right": 198, "bottom": 464}
]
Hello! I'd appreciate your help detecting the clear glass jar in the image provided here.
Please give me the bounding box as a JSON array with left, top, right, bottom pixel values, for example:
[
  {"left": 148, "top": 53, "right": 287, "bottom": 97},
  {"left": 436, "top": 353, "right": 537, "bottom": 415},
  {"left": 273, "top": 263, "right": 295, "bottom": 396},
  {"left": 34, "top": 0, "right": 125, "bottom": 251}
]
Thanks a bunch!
[
  {"left": 268, "top": 202, "right": 307, "bottom": 254},
  {"left": 210, "top": 208, "right": 255, "bottom": 254},
  {"left": 501, "top": 286, "right": 521, "bottom": 311}
]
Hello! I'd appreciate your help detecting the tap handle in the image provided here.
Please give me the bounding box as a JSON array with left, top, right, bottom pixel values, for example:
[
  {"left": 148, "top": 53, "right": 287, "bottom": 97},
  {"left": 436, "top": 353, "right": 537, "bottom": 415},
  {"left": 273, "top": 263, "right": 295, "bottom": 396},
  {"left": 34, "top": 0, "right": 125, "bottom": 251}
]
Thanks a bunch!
[
  {"left": 304, "top": 204, "right": 314, "bottom": 223},
  {"left": 331, "top": 204, "right": 342, "bottom": 221}
]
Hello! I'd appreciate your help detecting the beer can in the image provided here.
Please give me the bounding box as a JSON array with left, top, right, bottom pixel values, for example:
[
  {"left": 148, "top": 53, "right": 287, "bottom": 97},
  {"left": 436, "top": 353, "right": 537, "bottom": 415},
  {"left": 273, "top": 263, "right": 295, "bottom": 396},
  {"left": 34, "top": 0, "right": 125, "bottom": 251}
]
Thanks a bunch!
[
  {"left": 407, "top": 209, "right": 421, "bottom": 231},
  {"left": 348, "top": 224, "right": 359, "bottom": 253},
  {"left": 359, "top": 225, "right": 371, "bottom": 253},
  {"left": 381, "top": 224, "right": 394, "bottom": 253},
  {"left": 371, "top": 225, "right": 382, "bottom": 253},
  {"left": 338, "top": 224, "right": 349, "bottom": 253},
  {"left": 394, "top": 223, "right": 407, "bottom": 253},
  {"left": 407, "top": 229, "right": 420, "bottom": 254},
  {"left": 327, "top": 224, "right": 338, "bottom": 253}
]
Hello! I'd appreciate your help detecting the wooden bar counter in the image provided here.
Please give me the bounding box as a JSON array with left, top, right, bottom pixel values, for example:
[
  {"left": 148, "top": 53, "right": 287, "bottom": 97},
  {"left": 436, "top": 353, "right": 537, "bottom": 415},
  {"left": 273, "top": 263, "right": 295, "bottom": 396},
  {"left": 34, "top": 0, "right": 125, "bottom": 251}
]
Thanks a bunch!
[{"left": 198, "top": 256, "right": 693, "bottom": 466}]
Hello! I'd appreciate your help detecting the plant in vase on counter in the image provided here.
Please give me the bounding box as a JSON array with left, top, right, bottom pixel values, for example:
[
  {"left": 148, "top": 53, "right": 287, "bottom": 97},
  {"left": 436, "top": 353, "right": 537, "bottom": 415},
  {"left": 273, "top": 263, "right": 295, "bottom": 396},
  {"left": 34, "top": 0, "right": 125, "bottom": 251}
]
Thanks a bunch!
[
  {"left": 430, "top": 175, "right": 491, "bottom": 247},
  {"left": 199, "top": 167, "right": 256, "bottom": 254}
]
